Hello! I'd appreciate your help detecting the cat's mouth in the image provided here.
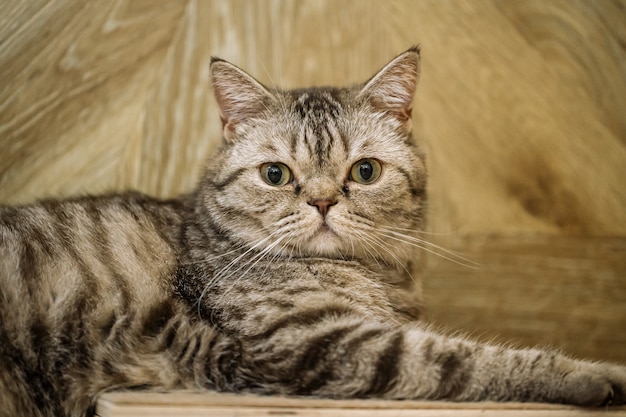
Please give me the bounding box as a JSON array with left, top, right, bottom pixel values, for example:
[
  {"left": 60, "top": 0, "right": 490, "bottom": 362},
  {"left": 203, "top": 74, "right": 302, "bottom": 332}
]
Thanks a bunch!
[
  {"left": 318, "top": 221, "right": 337, "bottom": 235},
  {"left": 305, "top": 221, "right": 341, "bottom": 253}
]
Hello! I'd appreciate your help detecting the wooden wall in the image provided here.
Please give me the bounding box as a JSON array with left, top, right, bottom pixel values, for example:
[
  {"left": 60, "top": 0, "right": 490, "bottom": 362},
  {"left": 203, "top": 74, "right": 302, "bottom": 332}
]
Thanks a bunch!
[{"left": 1, "top": 1, "right": 625, "bottom": 361}]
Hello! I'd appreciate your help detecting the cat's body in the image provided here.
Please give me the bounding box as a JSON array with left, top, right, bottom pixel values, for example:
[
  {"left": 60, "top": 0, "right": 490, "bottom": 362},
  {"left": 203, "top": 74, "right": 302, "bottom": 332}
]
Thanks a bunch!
[{"left": 1, "top": 48, "right": 625, "bottom": 417}]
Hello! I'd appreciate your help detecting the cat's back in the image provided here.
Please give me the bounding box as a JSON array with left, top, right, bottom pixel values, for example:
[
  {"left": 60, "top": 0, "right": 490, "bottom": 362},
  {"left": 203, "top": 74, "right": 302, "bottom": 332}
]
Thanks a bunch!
[
  {"left": 0, "top": 192, "right": 187, "bottom": 339},
  {"left": 0, "top": 192, "right": 184, "bottom": 296}
]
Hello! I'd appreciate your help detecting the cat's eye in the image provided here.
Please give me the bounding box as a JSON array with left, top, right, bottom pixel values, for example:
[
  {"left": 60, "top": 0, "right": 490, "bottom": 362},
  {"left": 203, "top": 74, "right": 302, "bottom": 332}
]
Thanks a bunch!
[
  {"left": 260, "top": 163, "right": 292, "bottom": 186},
  {"left": 350, "top": 159, "right": 382, "bottom": 184}
]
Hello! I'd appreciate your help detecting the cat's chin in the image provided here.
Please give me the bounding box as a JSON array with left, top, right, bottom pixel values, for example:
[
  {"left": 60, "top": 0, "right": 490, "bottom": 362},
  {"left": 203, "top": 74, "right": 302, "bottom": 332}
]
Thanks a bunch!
[{"left": 305, "top": 226, "right": 344, "bottom": 257}]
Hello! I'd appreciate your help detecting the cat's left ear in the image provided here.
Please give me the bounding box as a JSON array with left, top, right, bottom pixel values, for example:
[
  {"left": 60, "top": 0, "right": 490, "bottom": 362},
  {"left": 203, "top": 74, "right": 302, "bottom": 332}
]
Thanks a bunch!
[
  {"left": 210, "top": 57, "right": 275, "bottom": 142},
  {"left": 358, "top": 46, "right": 420, "bottom": 132}
]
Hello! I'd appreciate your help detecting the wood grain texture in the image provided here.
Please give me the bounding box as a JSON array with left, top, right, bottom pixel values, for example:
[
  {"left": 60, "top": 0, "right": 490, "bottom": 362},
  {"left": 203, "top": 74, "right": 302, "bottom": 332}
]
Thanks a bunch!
[
  {"left": 420, "top": 234, "right": 626, "bottom": 363},
  {"left": 95, "top": 391, "right": 626, "bottom": 417},
  {"left": 1, "top": 0, "right": 625, "bottom": 361},
  {"left": 2, "top": 0, "right": 625, "bottom": 235}
]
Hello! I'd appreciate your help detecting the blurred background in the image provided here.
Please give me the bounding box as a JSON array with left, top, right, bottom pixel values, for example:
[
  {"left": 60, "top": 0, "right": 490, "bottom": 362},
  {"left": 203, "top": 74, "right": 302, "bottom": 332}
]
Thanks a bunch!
[{"left": 1, "top": 1, "right": 625, "bottom": 362}]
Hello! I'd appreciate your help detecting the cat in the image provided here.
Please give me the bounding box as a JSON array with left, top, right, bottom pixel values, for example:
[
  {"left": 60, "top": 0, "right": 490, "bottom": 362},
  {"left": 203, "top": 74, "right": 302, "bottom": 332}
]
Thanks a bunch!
[{"left": 0, "top": 46, "right": 625, "bottom": 417}]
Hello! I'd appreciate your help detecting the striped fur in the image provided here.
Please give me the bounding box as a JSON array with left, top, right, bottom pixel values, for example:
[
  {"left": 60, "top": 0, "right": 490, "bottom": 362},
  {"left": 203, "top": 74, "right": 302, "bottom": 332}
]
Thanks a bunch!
[{"left": 1, "top": 48, "right": 625, "bottom": 416}]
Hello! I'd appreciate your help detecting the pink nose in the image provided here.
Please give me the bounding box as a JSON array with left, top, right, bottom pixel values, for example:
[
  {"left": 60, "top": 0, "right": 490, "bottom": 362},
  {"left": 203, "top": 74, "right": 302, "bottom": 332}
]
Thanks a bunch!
[{"left": 308, "top": 199, "right": 337, "bottom": 217}]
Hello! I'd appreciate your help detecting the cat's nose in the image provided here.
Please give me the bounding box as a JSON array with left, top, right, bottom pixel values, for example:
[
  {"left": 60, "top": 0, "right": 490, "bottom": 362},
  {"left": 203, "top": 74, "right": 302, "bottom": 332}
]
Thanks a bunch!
[{"left": 308, "top": 199, "right": 337, "bottom": 218}]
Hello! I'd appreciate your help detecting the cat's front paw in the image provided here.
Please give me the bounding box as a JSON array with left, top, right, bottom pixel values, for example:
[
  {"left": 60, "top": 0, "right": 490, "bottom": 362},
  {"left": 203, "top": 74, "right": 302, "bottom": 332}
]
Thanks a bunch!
[{"left": 560, "top": 362, "right": 626, "bottom": 407}]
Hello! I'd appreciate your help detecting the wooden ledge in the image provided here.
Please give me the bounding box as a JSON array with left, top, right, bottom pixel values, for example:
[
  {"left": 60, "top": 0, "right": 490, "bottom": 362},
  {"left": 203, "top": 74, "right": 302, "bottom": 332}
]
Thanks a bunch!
[{"left": 96, "top": 391, "right": 626, "bottom": 416}]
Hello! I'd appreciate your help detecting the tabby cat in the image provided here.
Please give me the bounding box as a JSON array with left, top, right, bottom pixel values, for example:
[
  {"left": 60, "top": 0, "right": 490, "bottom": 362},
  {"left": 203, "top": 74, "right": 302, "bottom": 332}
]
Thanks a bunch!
[{"left": 1, "top": 47, "right": 624, "bottom": 417}]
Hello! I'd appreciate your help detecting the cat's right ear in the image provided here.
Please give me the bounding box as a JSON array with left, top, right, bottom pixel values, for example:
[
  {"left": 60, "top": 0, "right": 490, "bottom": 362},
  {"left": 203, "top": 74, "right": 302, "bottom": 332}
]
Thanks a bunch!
[
  {"left": 210, "top": 57, "right": 274, "bottom": 142},
  {"left": 357, "top": 47, "right": 421, "bottom": 132}
]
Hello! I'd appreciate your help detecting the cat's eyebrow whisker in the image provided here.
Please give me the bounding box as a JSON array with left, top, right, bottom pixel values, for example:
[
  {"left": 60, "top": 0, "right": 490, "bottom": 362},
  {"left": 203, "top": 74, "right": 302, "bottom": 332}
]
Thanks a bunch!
[
  {"left": 377, "top": 230, "right": 480, "bottom": 269},
  {"left": 258, "top": 57, "right": 279, "bottom": 92}
]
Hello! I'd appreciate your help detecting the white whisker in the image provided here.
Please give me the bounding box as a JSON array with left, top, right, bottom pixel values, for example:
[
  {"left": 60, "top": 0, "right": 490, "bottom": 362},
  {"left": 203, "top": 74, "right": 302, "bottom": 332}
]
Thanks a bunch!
[
  {"left": 352, "top": 228, "right": 417, "bottom": 283},
  {"left": 385, "top": 225, "right": 460, "bottom": 236},
  {"left": 195, "top": 226, "right": 291, "bottom": 317},
  {"left": 378, "top": 229, "right": 479, "bottom": 269}
]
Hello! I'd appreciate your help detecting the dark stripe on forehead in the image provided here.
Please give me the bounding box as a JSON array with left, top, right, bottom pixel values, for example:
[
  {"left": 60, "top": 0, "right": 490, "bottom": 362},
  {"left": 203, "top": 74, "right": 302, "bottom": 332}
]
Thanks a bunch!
[
  {"left": 292, "top": 89, "right": 342, "bottom": 124},
  {"left": 291, "top": 89, "right": 344, "bottom": 165},
  {"left": 315, "top": 124, "right": 334, "bottom": 164}
]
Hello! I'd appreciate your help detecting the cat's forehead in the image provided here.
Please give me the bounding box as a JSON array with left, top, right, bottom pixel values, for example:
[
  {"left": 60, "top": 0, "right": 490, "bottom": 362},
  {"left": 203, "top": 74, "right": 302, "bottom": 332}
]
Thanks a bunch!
[
  {"left": 288, "top": 88, "right": 345, "bottom": 122},
  {"left": 230, "top": 85, "right": 412, "bottom": 174},
  {"left": 278, "top": 87, "right": 409, "bottom": 165},
  {"left": 281, "top": 88, "right": 350, "bottom": 169}
]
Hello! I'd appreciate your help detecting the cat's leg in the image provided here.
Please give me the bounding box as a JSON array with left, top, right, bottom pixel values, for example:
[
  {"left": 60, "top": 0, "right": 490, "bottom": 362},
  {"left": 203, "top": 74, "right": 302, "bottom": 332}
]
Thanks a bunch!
[
  {"left": 237, "top": 319, "right": 625, "bottom": 406},
  {"left": 397, "top": 327, "right": 625, "bottom": 406}
]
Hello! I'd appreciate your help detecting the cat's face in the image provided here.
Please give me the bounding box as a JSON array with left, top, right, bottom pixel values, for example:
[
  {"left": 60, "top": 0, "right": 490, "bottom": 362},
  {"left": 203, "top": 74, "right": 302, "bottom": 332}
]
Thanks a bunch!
[{"left": 202, "top": 48, "right": 426, "bottom": 267}]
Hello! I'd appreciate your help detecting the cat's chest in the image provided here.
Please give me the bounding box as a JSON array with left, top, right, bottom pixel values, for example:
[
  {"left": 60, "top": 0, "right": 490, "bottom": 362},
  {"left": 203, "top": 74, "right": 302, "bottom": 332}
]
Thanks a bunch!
[
  {"left": 224, "top": 258, "right": 384, "bottom": 299},
  {"left": 209, "top": 258, "right": 398, "bottom": 335}
]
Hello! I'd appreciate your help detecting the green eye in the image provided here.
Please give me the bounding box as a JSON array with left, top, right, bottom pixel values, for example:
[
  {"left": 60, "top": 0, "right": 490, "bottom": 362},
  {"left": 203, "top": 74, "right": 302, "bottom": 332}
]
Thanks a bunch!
[
  {"left": 350, "top": 159, "right": 382, "bottom": 184},
  {"left": 260, "top": 163, "right": 292, "bottom": 186}
]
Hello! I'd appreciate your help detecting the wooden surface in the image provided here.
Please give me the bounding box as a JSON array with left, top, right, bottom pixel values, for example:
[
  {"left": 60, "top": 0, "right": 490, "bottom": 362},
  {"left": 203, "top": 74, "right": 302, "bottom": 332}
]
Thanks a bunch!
[
  {"left": 96, "top": 391, "right": 626, "bottom": 417},
  {"left": 418, "top": 235, "right": 626, "bottom": 364}
]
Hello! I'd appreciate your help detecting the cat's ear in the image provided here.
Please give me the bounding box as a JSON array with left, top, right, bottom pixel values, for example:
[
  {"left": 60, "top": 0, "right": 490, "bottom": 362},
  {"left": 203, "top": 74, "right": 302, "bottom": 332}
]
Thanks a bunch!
[
  {"left": 358, "top": 46, "right": 420, "bottom": 131},
  {"left": 210, "top": 57, "right": 274, "bottom": 142}
]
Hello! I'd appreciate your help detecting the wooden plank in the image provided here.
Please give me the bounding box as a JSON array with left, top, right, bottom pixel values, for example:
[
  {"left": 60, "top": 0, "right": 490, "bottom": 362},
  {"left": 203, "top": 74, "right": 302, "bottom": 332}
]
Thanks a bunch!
[{"left": 96, "top": 391, "right": 626, "bottom": 417}]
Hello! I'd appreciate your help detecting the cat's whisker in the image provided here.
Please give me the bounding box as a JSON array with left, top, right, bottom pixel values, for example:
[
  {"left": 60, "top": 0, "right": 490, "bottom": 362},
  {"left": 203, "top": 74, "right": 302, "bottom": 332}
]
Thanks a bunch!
[
  {"left": 237, "top": 235, "right": 289, "bottom": 279},
  {"left": 179, "top": 249, "right": 240, "bottom": 267},
  {"left": 351, "top": 232, "right": 384, "bottom": 270},
  {"left": 203, "top": 235, "right": 290, "bottom": 320},
  {"left": 384, "top": 229, "right": 479, "bottom": 268},
  {"left": 385, "top": 225, "right": 460, "bottom": 236},
  {"left": 183, "top": 224, "right": 293, "bottom": 268},
  {"left": 196, "top": 230, "right": 287, "bottom": 312},
  {"left": 207, "top": 234, "right": 275, "bottom": 282},
  {"left": 378, "top": 226, "right": 477, "bottom": 263},
  {"left": 377, "top": 230, "right": 480, "bottom": 269},
  {"left": 353, "top": 228, "right": 418, "bottom": 284},
  {"left": 215, "top": 233, "right": 285, "bottom": 284},
  {"left": 181, "top": 229, "right": 278, "bottom": 269},
  {"left": 200, "top": 245, "right": 249, "bottom": 261},
  {"left": 349, "top": 224, "right": 396, "bottom": 266},
  {"left": 212, "top": 218, "right": 301, "bottom": 285}
]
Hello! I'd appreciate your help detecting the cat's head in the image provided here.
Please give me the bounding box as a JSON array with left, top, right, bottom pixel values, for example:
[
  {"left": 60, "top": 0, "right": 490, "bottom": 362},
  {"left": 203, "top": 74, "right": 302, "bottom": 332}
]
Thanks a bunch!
[{"left": 200, "top": 48, "right": 426, "bottom": 267}]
